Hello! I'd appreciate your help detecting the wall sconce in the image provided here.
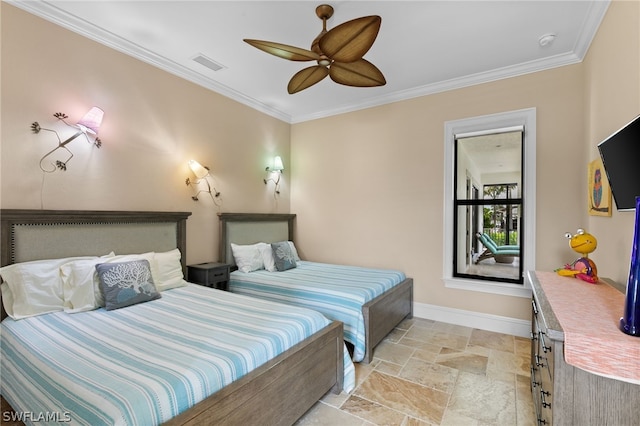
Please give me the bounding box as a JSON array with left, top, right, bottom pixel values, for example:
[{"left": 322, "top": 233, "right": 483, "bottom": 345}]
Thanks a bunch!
[
  {"left": 32, "top": 107, "right": 104, "bottom": 172},
  {"left": 185, "top": 159, "right": 221, "bottom": 205},
  {"left": 264, "top": 155, "right": 284, "bottom": 195}
]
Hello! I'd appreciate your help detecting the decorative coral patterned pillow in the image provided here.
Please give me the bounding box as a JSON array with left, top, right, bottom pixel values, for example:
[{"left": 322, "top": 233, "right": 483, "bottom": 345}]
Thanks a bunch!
[
  {"left": 96, "top": 260, "right": 161, "bottom": 310},
  {"left": 270, "top": 242, "right": 297, "bottom": 271}
]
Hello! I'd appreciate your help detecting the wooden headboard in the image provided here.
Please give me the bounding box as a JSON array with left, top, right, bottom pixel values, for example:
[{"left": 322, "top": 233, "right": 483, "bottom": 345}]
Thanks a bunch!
[
  {"left": 0, "top": 209, "right": 192, "bottom": 320},
  {"left": 1, "top": 210, "right": 192, "bottom": 267},
  {"left": 218, "top": 213, "right": 295, "bottom": 266},
  {"left": 1, "top": 209, "right": 192, "bottom": 267}
]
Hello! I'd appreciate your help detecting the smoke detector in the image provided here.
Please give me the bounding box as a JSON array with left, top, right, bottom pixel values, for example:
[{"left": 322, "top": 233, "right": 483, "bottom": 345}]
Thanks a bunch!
[{"left": 538, "top": 33, "right": 557, "bottom": 47}]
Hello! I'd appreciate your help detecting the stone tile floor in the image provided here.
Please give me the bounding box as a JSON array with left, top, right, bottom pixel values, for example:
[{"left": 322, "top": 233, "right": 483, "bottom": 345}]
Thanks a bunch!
[{"left": 296, "top": 318, "right": 536, "bottom": 425}]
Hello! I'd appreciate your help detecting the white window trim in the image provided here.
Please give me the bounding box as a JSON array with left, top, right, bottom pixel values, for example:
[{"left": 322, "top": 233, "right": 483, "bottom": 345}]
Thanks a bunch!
[{"left": 443, "top": 108, "right": 536, "bottom": 298}]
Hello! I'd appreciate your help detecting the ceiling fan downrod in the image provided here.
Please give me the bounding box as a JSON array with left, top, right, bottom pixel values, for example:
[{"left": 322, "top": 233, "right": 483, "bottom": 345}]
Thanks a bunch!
[{"left": 312, "top": 4, "right": 334, "bottom": 64}]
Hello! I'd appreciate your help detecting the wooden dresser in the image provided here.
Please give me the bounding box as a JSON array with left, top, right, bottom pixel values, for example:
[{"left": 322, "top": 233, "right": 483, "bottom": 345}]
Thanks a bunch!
[{"left": 528, "top": 271, "right": 639, "bottom": 426}]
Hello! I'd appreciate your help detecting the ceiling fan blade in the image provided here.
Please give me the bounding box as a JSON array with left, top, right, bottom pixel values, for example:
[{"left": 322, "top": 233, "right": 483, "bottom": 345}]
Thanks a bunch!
[
  {"left": 329, "top": 59, "right": 386, "bottom": 87},
  {"left": 319, "top": 15, "right": 381, "bottom": 63},
  {"left": 244, "top": 39, "right": 320, "bottom": 61},
  {"left": 288, "top": 65, "right": 329, "bottom": 94}
]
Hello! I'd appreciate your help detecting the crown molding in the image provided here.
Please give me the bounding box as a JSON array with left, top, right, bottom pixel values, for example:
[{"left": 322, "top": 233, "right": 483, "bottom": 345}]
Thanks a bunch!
[
  {"left": 291, "top": 51, "right": 583, "bottom": 123},
  {"left": 9, "top": 0, "right": 609, "bottom": 124}
]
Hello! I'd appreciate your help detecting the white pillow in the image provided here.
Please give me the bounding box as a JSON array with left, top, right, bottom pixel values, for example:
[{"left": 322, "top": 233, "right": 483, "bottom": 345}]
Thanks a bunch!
[
  {"left": 288, "top": 241, "right": 301, "bottom": 262},
  {"left": 60, "top": 253, "right": 115, "bottom": 313},
  {"left": 259, "top": 243, "right": 276, "bottom": 272},
  {"left": 1, "top": 283, "right": 16, "bottom": 318},
  {"left": 231, "top": 243, "right": 264, "bottom": 273},
  {"left": 0, "top": 256, "right": 95, "bottom": 320},
  {"left": 152, "top": 249, "right": 188, "bottom": 291}
]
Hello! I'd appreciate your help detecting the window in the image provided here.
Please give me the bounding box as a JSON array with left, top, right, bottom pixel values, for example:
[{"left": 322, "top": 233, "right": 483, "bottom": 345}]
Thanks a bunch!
[
  {"left": 443, "top": 109, "right": 536, "bottom": 298},
  {"left": 455, "top": 130, "right": 523, "bottom": 284}
]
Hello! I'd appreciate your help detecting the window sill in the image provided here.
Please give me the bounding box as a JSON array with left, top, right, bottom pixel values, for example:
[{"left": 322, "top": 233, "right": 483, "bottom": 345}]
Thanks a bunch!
[{"left": 444, "top": 277, "right": 532, "bottom": 298}]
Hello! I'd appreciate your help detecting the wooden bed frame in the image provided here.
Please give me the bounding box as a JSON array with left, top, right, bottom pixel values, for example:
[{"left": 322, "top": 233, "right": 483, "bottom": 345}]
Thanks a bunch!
[
  {"left": 0, "top": 209, "right": 344, "bottom": 426},
  {"left": 218, "top": 212, "right": 414, "bottom": 364}
]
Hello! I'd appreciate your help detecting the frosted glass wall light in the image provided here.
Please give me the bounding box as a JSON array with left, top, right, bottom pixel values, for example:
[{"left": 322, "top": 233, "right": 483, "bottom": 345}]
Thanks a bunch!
[
  {"left": 264, "top": 155, "right": 284, "bottom": 195},
  {"left": 32, "top": 107, "right": 104, "bottom": 172},
  {"left": 186, "top": 159, "right": 221, "bottom": 204}
]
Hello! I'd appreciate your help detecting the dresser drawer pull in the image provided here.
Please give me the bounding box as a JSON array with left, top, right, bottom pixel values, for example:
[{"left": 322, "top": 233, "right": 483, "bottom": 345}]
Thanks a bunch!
[
  {"left": 540, "top": 390, "right": 551, "bottom": 408},
  {"left": 538, "top": 331, "right": 551, "bottom": 353},
  {"left": 530, "top": 366, "right": 541, "bottom": 388},
  {"left": 530, "top": 331, "right": 538, "bottom": 342},
  {"left": 535, "top": 354, "right": 546, "bottom": 368},
  {"left": 537, "top": 417, "right": 548, "bottom": 425}
]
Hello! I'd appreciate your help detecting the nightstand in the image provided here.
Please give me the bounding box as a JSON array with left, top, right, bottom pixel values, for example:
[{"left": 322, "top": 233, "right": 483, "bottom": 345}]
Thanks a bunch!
[{"left": 187, "top": 262, "right": 231, "bottom": 291}]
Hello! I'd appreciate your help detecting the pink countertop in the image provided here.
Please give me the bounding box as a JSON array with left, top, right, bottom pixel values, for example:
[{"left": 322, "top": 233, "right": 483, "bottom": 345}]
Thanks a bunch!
[{"left": 535, "top": 271, "right": 640, "bottom": 385}]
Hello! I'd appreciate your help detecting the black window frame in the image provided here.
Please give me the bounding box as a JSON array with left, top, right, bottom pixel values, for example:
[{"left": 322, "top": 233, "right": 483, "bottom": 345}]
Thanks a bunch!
[{"left": 452, "top": 131, "right": 525, "bottom": 285}]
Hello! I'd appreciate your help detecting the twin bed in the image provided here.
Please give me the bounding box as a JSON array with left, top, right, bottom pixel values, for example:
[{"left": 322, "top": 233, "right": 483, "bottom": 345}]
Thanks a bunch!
[
  {"left": 0, "top": 210, "right": 353, "bottom": 426},
  {"left": 218, "top": 213, "right": 413, "bottom": 364}
]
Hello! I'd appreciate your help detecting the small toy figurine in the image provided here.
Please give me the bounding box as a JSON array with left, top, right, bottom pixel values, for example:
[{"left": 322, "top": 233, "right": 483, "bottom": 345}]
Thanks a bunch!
[{"left": 556, "top": 229, "right": 599, "bottom": 283}]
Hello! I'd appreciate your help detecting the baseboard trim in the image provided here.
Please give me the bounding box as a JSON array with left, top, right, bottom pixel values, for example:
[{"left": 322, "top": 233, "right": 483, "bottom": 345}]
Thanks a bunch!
[{"left": 413, "top": 302, "right": 531, "bottom": 338}]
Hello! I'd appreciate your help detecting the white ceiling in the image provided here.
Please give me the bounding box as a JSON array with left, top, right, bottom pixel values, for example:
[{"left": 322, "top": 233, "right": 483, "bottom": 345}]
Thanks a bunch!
[
  {"left": 9, "top": 0, "right": 610, "bottom": 123},
  {"left": 458, "top": 131, "right": 522, "bottom": 175}
]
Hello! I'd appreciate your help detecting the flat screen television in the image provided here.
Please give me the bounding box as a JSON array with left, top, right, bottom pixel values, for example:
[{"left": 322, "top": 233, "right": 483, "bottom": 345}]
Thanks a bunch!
[{"left": 597, "top": 114, "right": 640, "bottom": 211}]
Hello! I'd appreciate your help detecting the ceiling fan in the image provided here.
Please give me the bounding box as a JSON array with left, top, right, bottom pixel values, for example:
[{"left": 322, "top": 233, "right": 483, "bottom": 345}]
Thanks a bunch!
[{"left": 244, "top": 4, "right": 386, "bottom": 94}]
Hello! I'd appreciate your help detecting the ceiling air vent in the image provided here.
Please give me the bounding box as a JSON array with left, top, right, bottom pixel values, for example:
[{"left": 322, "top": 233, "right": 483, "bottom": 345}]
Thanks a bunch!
[{"left": 192, "top": 54, "right": 226, "bottom": 72}]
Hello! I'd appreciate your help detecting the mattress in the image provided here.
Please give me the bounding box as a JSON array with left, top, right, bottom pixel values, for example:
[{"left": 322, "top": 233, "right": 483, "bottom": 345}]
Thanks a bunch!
[
  {"left": 0, "top": 284, "right": 355, "bottom": 425},
  {"left": 229, "top": 261, "right": 407, "bottom": 362}
]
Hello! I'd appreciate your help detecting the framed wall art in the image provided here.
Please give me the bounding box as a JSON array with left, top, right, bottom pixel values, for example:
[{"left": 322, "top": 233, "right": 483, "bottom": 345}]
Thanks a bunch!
[{"left": 588, "top": 158, "right": 612, "bottom": 216}]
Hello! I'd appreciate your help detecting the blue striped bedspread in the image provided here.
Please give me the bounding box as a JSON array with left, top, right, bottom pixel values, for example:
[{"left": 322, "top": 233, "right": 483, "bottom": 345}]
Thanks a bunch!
[
  {"left": 228, "top": 261, "right": 407, "bottom": 362},
  {"left": 0, "top": 284, "right": 355, "bottom": 425}
]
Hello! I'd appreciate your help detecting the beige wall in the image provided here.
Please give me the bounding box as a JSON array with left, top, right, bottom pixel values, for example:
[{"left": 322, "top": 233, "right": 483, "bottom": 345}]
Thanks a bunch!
[
  {"left": 292, "top": 65, "right": 585, "bottom": 320},
  {"left": 2, "top": 2, "right": 637, "bottom": 322},
  {"left": 584, "top": 0, "right": 640, "bottom": 285},
  {"left": 0, "top": 4, "right": 291, "bottom": 265}
]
